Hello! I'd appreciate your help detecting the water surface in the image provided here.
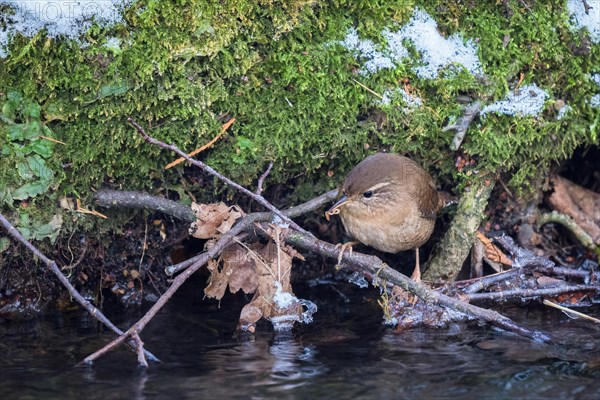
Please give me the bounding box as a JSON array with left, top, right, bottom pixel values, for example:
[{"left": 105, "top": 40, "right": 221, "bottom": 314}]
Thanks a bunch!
[{"left": 1, "top": 279, "right": 599, "bottom": 399}]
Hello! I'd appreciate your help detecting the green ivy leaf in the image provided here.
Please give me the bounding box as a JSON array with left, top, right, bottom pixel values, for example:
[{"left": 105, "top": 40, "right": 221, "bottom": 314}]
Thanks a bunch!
[
  {"left": 12, "top": 179, "right": 52, "bottom": 200},
  {"left": 0, "top": 184, "right": 13, "bottom": 205},
  {"left": 27, "top": 154, "right": 53, "bottom": 180},
  {"left": 33, "top": 214, "right": 63, "bottom": 242},
  {"left": 23, "top": 120, "right": 42, "bottom": 140},
  {"left": 22, "top": 101, "right": 41, "bottom": 119},
  {"left": 16, "top": 159, "right": 33, "bottom": 180},
  {"left": 7, "top": 124, "right": 25, "bottom": 140},
  {"left": 7, "top": 91, "right": 23, "bottom": 104},
  {"left": 18, "top": 226, "right": 32, "bottom": 240},
  {"left": 22, "top": 140, "right": 54, "bottom": 158},
  {"left": 2, "top": 101, "right": 17, "bottom": 121}
]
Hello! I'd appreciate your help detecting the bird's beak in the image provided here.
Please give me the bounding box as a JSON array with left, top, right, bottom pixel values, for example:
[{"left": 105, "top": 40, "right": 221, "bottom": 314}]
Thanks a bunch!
[{"left": 325, "top": 195, "right": 349, "bottom": 221}]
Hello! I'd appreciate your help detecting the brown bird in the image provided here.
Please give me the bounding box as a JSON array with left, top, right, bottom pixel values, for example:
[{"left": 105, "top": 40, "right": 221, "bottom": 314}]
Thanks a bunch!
[{"left": 325, "top": 153, "right": 440, "bottom": 281}]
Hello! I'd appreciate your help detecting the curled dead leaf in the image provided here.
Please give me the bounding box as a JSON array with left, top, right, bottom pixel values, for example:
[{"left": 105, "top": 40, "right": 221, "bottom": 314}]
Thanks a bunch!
[
  {"left": 238, "top": 302, "right": 263, "bottom": 333},
  {"left": 476, "top": 232, "right": 512, "bottom": 267},
  {"left": 204, "top": 259, "right": 229, "bottom": 300},
  {"left": 204, "top": 243, "right": 259, "bottom": 300},
  {"left": 189, "top": 202, "right": 244, "bottom": 239}
]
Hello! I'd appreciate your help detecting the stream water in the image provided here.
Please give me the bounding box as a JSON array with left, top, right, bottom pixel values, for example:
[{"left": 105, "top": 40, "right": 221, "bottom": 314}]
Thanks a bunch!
[{"left": 1, "top": 277, "right": 599, "bottom": 400}]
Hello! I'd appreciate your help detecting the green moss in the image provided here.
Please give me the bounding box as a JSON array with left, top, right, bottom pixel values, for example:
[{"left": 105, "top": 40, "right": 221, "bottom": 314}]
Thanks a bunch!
[{"left": 0, "top": 0, "right": 598, "bottom": 242}]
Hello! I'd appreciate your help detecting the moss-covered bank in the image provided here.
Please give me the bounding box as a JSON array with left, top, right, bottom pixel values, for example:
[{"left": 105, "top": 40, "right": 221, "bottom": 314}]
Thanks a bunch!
[{"left": 0, "top": 1, "right": 598, "bottom": 305}]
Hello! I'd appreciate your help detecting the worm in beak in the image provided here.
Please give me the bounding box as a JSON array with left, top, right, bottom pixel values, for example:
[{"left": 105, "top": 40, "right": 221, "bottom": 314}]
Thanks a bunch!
[{"left": 325, "top": 195, "right": 349, "bottom": 221}]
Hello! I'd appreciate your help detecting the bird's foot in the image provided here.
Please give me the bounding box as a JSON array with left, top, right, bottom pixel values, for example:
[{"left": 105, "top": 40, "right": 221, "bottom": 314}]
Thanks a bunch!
[
  {"left": 410, "top": 265, "right": 421, "bottom": 283},
  {"left": 335, "top": 241, "right": 358, "bottom": 269},
  {"left": 410, "top": 255, "right": 421, "bottom": 305}
]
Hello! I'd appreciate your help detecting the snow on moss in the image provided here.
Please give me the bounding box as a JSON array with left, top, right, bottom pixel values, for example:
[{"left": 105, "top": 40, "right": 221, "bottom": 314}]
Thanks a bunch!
[
  {"left": 480, "top": 84, "right": 549, "bottom": 117},
  {"left": 590, "top": 73, "right": 600, "bottom": 108},
  {"left": 340, "top": 8, "right": 482, "bottom": 79},
  {"left": 567, "top": 0, "right": 600, "bottom": 43},
  {"left": 0, "top": 0, "right": 132, "bottom": 58}
]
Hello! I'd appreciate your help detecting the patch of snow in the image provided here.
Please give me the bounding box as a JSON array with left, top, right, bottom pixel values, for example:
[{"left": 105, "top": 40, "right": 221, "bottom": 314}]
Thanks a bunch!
[
  {"left": 481, "top": 84, "right": 549, "bottom": 117},
  {"left": 397, "top": 8, "right": 482, "bottom": 79},
  {"left": 589, "top": 73, "right": 600, "bottom": 108},
  {"left": 556, "top": 104, "right": 572, "bottom": 120},
  {"left": 339, "top": 8, "right": 482, "bottom": 78},
  {"left": 0, "top": 1, "right": 132, "bottom": 58},
  {"left": 567, "top": 0, "right": 600, "bottom": 43},
  {"left": 104, "top": 36, "right": 122, "bottom": 52},
  {"left": 379, "top": 87, "right": 423, "bottom": 109},
  {"left": 339, "top": 28, "right": 398, "bottom": 74},
  {"left": 382, "top": 28, "right": 409, "bottom": 60}
]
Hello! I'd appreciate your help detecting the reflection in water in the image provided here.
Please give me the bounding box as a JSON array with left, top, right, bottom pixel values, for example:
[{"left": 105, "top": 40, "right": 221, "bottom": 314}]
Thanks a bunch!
[
  {"left": 0, "top": 283, "right": 599, "bottom": 399},
  {"left": 199, "top": 337, "right": 326, "bottom": 394}
]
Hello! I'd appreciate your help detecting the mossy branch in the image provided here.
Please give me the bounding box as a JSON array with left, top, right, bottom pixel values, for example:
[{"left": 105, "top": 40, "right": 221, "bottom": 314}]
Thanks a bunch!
[
  {"left": 424, "top": 177, "right": 495, "bottom": 282},
  {"left": 538, "top": 211, "right": 596, "bottom": 251},
  {"left": 96, "top": 189, "right": 196, "bottom": 223}
]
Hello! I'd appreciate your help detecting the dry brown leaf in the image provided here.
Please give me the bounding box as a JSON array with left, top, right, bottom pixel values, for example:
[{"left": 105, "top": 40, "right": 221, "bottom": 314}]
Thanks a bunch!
[
  {"left": 204, "top": 243, "right": 259, "bottom": 300},
  {"left": 189, "top": 202, "right": 244, "bottom": 239},
  {"left": 251, "top": 239, "right": 303, "bottom": 322},
  {"left": 223, "top": 243, "right": 258, "bottom": 294},
  {"left": 238, "top": 302, "right": 263, "bottom": 333},
  {"left": 202, "top": 223, "right": 307, "bottom": 332},
  {"left": 476, "top": 232, "right": 513, "bottom": 267},
  {"left": 204, "top": 259, "right": 229, "bottom": 300},
  {"left": 218, "top": 207, "right": 244, "bottom": 234},
  {"left": 548, "top": 175, "right": 600, "bottom": 244},
  {"left": 228, "top": 262, "right": 258, "bottom": 294}
]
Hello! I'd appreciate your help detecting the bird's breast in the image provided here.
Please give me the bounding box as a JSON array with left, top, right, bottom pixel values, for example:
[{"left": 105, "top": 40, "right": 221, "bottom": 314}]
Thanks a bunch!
[{"left": 339, "top": 203, "right": 435, "bottom": 253}]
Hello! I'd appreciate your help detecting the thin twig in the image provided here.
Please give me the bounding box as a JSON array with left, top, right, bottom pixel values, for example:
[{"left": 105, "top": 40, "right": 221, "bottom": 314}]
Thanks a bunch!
[
  {"left": 459, "top": 269, "right": 521, "bottom": 294},
  {"left": 443, "top": 100, "right": 482, "bottom": 151},
  {"left": 128, "top": 118, "right": 308, "bottom": 234},
  {"left": 79, "top": 214, "right": 263, "bottom": 366},
  {"left": 467, "top": 284, "right": 600, "bottom": 302},
  {"left": 164, "top": 118, "right": 235, "bottom": 170},
  {"left": 40, "top": 135, "right": 67, "bottom": 145},
  {"left": 256, "top": 161, "right": 274, "bottom": 196},
  {"left": 0, "top": 213, "right": 160, "bottom": 363},
  {"left": 543, "top": 299, "right": 600, "bottom": 323},
  {"left": 133, "top": 332, "right": 148, "bottom": 368},
  {"left": 351, "top": 78, "right": 383, "bottom": 99}
]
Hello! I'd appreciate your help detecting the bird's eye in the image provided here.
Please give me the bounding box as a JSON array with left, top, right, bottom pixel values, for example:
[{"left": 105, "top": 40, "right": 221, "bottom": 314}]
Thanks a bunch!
[{"left": 363, "top": 190, "right": 373, "bottom": 198}]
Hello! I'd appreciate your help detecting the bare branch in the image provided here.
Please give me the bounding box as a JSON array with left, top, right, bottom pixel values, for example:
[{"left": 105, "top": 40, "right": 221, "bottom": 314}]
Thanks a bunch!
[
  {"left": 79, "top": 213, "right": 263, "bottom": 366},
  {"left": 467, "top": 284, "right": 600, "bottom": 302},
  {"left": 128, "top": 118, "right": 309, "bottom": 234},
  {"left": 256, "top": 161, "right": 274, "bottom": 196},
  {"left": 443, "top": 100, "right": 482, "bottom": 151},
  {"left": 96, "top": 189, "right": 196, "bottom": 223},
  {"left": 282, "top": 230, "right": 554, "bottom": 343},
  {"left": 0, "top": 213, "right": 160, "bottom": 363}
]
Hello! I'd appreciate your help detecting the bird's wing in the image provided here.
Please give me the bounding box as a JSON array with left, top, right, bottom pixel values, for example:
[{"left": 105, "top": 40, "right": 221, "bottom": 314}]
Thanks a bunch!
[{"left": 419, "top": 176, "right": 440, "bottom": 220}]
